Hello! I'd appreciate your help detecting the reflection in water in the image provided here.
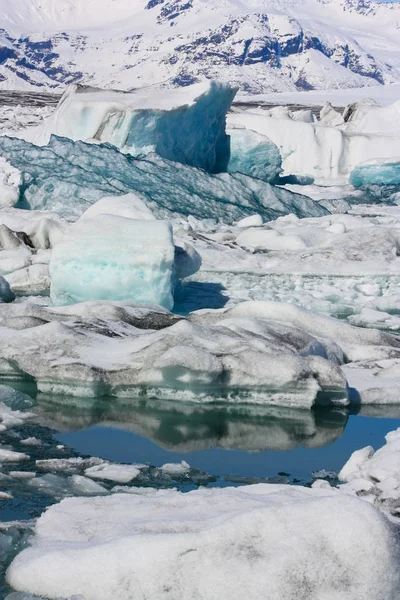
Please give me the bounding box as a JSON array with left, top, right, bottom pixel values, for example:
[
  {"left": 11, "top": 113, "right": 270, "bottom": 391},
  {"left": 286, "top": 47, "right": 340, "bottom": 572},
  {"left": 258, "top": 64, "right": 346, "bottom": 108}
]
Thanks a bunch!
[{"left": 33, "top": 394, "right": 348, "bottom": 453}]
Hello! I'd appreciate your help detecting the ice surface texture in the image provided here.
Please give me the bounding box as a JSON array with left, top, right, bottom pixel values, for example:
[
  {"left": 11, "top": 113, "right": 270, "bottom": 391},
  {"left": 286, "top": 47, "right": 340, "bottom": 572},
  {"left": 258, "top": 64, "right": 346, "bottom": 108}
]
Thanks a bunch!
[
  {"left": 50, "top": 215, "right": 175, "bottom": 309},
  {"left": 29, "top": 82, "right": 237, "bottom": 174},
  {"left": 7, "top": 484, "right": 400, "bottom": 600},
  {"left": 0, "top": 300, "right": 352, "bottom": 408},
  {"left": 228, "top": 101, "right": 400, "bottom": 183},
  {"left": 350, "top": 159, "right": 400, "bottom": 188},
  {"left": 227, "top": 126, "right": 282, "bottom": 182},
  {"left": 0, "top": 299, "right": 399, "bottom": 407},
  {"left": 0, "top": 135, "right": 328, "bottom": 223}
]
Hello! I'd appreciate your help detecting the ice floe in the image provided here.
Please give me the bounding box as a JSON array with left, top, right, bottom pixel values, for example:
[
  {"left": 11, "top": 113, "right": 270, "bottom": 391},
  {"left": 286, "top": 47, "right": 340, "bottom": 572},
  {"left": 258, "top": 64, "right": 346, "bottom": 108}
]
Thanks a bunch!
[{"left": 6, "top": 484, "right": 400, "bottom": 600}]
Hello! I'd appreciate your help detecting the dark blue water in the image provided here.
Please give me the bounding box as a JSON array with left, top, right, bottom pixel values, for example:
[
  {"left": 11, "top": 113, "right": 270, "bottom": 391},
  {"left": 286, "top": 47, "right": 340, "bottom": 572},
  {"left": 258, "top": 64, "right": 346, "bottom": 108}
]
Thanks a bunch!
[{"left": 38, "top": 397, "right": 400, "bottom": 484}]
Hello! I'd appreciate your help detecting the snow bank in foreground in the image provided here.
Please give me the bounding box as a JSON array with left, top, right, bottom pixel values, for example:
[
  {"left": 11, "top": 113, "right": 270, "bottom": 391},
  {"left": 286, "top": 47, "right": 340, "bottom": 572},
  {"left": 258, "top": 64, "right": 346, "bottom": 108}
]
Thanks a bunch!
[
  {"left": 7, "top": 485, "right": 400, "bottom": 600},
  {"left": 0, "top": 135, "right": 327, "bottom": 222},
  {"left": 50, "top": 216, "right": 175, "bottom": 309},
  {"left": 21, "top": 82, "right": 236, "bottom": 174}
]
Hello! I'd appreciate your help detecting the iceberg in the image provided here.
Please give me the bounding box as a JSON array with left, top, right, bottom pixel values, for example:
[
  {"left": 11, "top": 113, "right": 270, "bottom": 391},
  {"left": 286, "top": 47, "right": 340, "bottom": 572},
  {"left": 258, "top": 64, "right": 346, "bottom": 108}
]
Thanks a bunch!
[
  {"left": 350, "top": 159, "right": 400, "bottom": 187},
  {"left": 6, "top": 485, "right": 400, "bottom": 600},
  {"left": 227, "top": 126, "right": 282, "bottom": 182},
  {"left": 50, "top": 216, "right": 175, "bottom": 309},
  {"left": 228, "top": 104, "right": 400, "bottom": 183},
  {"left": 339, "top": 427, "right": 400, "bottom": 517},
  {"left": 22, "top": 82, "right": 237, "bottom": 174},
  {"left": 0, "top": 300, "right": 349, "bottom": 407},
  {"left": 0, "top": 135, "right": 328, "bottom": 223}
]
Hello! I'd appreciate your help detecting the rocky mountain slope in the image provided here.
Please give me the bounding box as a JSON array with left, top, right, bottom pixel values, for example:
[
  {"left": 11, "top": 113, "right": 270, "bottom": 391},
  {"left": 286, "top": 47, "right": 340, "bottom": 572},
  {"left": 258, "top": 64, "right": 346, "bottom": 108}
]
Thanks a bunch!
[{"left": 0, "top": 0, "right": 399, "bottom": 93}]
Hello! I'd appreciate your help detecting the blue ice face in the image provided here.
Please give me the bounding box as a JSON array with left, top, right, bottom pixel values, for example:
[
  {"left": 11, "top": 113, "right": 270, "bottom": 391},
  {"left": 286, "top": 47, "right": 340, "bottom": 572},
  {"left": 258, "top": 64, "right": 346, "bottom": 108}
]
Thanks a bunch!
[
  {"left": 350, "top": 161, "right": 400, "bottom": 188},
  {"left": 227, "top": 127, "right": 282, "bottom": 183},
  {"left": 0, "top": 135, "right": 328, "bottom": 223},
  {"left": 50, "top": 215, "right": 175, "bottom": 309}
]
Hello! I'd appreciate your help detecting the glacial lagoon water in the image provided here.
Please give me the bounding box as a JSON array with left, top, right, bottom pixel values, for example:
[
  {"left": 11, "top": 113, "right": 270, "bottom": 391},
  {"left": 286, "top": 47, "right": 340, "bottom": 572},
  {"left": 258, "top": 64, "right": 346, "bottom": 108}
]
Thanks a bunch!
[{"left": 1, "top": 384, "right": 400, "bottom": 598}]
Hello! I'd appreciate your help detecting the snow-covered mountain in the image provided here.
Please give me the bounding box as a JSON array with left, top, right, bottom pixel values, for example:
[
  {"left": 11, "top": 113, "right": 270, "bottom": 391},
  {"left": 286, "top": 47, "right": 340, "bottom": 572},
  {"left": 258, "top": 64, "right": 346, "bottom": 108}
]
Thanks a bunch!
[{"left": 0, "top": 0, "right": 400, "bottom": 93}]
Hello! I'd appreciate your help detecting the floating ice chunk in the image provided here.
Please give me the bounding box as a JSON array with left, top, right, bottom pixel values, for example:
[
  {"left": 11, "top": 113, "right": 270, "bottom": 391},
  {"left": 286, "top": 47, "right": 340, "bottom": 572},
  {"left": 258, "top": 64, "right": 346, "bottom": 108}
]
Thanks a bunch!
[
  {"left": 0, "top": 276, "right": 15, "bottom": 303},
  {"left": 227, "top": 126, "right": 282, "bottom": 182},
  {"left": 319, "top": 102, "right": 344, "bottom": 127},
  {"left": 339, "top": 446, "right": 375, "bottom": 482},
  {"left": 339, "top": 428, "right": 400, "bottom": 514},
  {"left": 0, "top": 300, "right": 348, "bottom": 407},
  {"left": 78, "top": 193, "right": 155, "bottom": 222},
  {"left": 235, "top": 228, "right": 307, "bottom": 252},
  {"left": 85, "top": 463, "right": 144, "bottom": 484},
  {"left": 0, "top": 157, "right": 21, "bottom": 209},
  {"left": 0, "top": 403, "right": 34, "bottom": 432},
  {"left": 9, "top": 472, "right": 36, "bottom": 480},
  {"left": 36, "top": 457, "right": 104, "bottom": 474},
  {"left": 20, "top": 438, "right": 41, "bottom": 447},
  {"left": 236, "top": 214, "right": 263, "bottom": 228},
  {"left": 69, "top": 475, "right": 108, "bottom": 496},
  {"left": 0, "top": 135, "right": 328, "bottom": 223},
  {"left": 5, "top": 263, "right": 50, "bottom": 295},
  {"left": 0, "top": 491, "right": 13, "bottom": 500},
  {"left": 23, "top": 82, "right": 236, "bottom": 174},
  {"left": 160, "top": 461, "right": 190, "bottom": 476},
  {"left": 0, "top": 448, "right": 29, "bottom": 462},
  {"left": 7, "top": 485, "right": 400, "bottom": 600},
  {"left": 49, "top": 215, "right": 175, "bottom": 309},
  {"left": 350, "top": 159, "right": 400, "bottom": 187},
  {"left": 28, "top": 473, "right": 107, "bottom": 499},
  {"left": 348, "top": 308, "right": 400, "bottom": 331}
]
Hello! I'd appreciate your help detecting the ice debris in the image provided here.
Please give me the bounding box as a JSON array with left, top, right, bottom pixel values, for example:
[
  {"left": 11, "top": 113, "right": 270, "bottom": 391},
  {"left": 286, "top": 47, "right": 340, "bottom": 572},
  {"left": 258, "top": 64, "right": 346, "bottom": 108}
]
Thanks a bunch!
[{"left": 339, "top": 427, "right": 400, "bottom": 520}]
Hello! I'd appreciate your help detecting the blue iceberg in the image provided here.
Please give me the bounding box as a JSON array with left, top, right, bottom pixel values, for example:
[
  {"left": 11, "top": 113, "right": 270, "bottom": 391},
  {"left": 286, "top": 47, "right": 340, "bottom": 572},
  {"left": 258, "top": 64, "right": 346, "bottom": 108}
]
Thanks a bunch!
[
  {"left": 28, "top": 82, "right": 236, "bottom": 174},
  {"left": 50, "top": 215, "right": 175, "bottom": 309},
  {"left": 228, "top": 126, "right": 282, "bottom": 182},
  {"left": 350, "top": 160, "right": 400, "bottom": 187},
  {"left": 0, "top": 135, "right": 328, "bottom": 223}
]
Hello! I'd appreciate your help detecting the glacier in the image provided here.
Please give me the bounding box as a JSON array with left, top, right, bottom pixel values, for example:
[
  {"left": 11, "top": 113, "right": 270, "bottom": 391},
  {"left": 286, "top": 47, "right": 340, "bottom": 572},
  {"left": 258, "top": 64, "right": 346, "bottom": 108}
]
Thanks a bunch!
[
  {"left": 25, "top": 82, "right": 237, "bottom": 174},
  {"left": 49, "top": 216, "right": 175, "bottom": 309},
  {"left": 0, "top": 135, "right": 328, "bottom": 222}
]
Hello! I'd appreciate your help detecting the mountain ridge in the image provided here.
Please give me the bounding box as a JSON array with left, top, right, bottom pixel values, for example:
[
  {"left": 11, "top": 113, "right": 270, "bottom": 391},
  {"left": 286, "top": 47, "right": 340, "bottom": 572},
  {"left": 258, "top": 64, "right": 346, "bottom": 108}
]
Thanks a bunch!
[{"left": 0, "top": 0, "right": 399, "bottom": 93}]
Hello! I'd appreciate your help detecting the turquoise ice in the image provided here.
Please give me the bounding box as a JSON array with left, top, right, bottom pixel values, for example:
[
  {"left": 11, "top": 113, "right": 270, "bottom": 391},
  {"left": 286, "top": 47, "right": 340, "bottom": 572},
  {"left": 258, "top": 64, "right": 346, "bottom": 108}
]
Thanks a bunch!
[
  {"left": 0, "top": 135, "right": 328, "bottom": 223},
  {"left": 228, "top": 127, "right": 282, "bottom": 182},
  {"left": 50, "top": 215, "right": 175, "bottom": 309},
  {"left": 350, "top": 160, "right": 400, "bottom": 187}
]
